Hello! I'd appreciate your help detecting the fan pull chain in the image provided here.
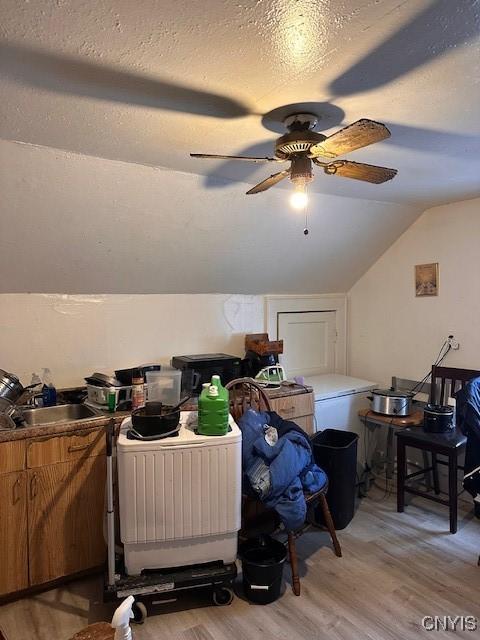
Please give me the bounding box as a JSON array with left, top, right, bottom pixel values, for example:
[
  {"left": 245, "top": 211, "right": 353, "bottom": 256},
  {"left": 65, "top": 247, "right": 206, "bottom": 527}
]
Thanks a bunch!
[{"left": 303, "top": 201, "right": 309, "bottom": 236}]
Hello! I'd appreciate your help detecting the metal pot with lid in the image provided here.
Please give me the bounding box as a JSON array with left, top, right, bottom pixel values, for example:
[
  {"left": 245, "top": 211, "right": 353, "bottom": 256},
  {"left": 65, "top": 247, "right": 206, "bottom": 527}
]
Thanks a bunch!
[
  {"left": 369, "top": 388, "right": 414, "bottom": 416},
  {"left": 0, "top": 369, "right": 24, "bottom": 404}
]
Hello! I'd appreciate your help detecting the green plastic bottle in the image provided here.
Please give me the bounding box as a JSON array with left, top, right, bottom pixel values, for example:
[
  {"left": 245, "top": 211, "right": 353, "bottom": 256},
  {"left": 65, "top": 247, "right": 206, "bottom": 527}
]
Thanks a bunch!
[{"left": 198, "top": 376, "right": 229, "bottom": 436}]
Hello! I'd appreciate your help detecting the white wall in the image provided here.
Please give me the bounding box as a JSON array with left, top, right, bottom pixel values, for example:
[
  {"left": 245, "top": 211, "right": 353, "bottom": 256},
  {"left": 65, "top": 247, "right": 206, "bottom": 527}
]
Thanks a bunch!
[
  {"left": 348, "top": 197, "right": 480, "bottom": 386},
  {"left": 0, "top": 139, "right": 420, "bottom": 294},
  {"left": 0, "top": 294, "right": 263, "bottom": 387}
]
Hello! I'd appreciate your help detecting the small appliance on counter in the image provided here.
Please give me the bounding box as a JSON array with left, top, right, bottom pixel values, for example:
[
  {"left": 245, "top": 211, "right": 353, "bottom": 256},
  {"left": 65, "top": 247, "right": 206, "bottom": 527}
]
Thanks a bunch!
[
  {"left": 368, "top": 388, "right": 414, "bottom": 416},
  {"left": 255, "top": 364, "right": 287, "bottom": 388},
  {"left": 171, "top": 353, "right": 241, "bottom": 395},
  {"left": 423, "top": 404, "right": 455, "bottom": 433}
]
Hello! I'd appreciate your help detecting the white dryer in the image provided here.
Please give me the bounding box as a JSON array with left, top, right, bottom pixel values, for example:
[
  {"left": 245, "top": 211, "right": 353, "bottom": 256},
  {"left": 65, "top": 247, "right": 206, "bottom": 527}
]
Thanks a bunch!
[{"left": 117, "top": 412, "right": 242, "bottom": 575}]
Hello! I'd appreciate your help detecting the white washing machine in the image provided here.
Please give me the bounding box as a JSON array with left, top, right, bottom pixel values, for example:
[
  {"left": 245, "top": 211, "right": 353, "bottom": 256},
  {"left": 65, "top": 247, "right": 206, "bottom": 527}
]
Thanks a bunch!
[{"left": 117, "top": 412, "right": 242, "bottom": 575}]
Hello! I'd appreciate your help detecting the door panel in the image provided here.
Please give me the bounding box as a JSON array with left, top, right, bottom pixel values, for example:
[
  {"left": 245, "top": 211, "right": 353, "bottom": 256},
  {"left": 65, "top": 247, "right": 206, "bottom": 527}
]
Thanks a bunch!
[
  {"left": 28, "top": 455, "right": 106, "bottom": 585},
  {"left": 278, "top": 311, "right": 336, "bottom": 376},
  {"left": 0, "top": 471, "right": 28, "bottom": 596}
]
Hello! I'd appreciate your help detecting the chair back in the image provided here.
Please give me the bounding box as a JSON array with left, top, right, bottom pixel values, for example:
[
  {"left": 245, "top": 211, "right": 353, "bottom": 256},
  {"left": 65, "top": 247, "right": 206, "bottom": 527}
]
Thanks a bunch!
[
  {"left": 225, "top": 377, "right": 272, "bottom": 422},
  {"left": 430, "top": 365, "right": 480, "bottom": 404}
]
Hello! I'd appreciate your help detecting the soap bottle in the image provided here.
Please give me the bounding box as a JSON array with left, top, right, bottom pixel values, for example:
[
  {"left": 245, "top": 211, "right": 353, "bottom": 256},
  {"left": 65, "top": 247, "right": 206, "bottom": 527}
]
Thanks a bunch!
[{"left": 41, "top": 368, "right": 57, "bottom": 407}]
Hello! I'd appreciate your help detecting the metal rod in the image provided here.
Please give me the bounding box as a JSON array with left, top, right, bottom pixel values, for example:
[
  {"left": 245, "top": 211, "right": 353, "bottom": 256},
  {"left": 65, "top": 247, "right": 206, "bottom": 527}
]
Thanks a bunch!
[{"left": 106, "top": 419, "right": 116, "bottom": 587}]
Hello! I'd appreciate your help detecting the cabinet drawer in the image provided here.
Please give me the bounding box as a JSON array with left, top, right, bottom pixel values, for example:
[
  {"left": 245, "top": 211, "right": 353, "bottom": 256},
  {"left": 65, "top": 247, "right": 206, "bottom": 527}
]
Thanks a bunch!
[
  {"left": 27, "top": 428, "right": 105, "bottom": 468},
  {"left": 269, "top": 392, "right": 314, "bottom": 420},
  {"left": 0, "top": 440, "right": 26, "bottom": 475},
  {"left": 293, "top": 415, "right": 315, "bottom": 436}
]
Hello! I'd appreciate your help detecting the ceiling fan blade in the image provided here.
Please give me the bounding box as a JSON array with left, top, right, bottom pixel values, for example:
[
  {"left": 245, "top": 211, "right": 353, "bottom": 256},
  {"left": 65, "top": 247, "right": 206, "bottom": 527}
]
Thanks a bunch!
[
  {"left": 0, "top": 42, "right": 250, "bottom": 119},
  {"left": 309, "top": 119, "right": 391, "bottom": 158},
  {"left": 320, "top": 160, "right": 397, "bottom": 184},
  {"left": 246, "top": 170, "right": 290, "bottom": 194},
  {"left": 329, "top": 0, "right": 480, "bottom": 97},
  {"left": 191, "top": 154, "right": 281, "bottom": 162}
]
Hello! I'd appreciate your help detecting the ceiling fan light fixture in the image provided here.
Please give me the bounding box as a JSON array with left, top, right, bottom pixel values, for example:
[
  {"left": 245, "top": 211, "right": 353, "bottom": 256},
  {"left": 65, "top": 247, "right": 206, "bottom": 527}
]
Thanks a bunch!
[{"left": 290, "top": 183, "right": 308, "bottom": 210}]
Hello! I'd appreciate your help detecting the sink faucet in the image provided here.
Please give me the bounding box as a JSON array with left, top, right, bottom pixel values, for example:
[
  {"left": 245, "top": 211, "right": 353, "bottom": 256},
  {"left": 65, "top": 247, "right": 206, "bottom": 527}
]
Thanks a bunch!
[{"left": 17, "top": 385, "right": 42, "bottom": 408}]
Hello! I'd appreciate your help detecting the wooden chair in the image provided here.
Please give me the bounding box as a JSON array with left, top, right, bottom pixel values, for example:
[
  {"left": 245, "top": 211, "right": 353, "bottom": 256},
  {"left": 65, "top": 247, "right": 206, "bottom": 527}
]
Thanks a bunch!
[
  {"left": 226, "top": 378, "right": 341, "bottom": 597},
  {"left": 396, "top": 365, "right": 480, "bottom": 533}
]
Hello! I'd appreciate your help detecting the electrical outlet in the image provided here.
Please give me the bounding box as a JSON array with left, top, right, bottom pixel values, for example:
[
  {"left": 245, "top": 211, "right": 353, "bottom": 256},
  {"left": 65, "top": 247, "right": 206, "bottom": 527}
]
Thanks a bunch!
[{"left": 447, "top": 335, "right": 460, "bottom": 350}]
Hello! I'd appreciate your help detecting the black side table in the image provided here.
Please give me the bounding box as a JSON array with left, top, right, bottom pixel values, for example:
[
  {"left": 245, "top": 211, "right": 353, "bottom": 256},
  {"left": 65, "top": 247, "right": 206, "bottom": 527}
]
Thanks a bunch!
[{"left": 396, "top": 427, "right": 466, "bottom": 533}]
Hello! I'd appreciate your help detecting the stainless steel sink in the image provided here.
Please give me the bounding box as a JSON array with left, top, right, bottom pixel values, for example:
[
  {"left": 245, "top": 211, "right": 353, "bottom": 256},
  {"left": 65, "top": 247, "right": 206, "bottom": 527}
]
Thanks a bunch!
[{"left": 21, "top": 404, "right": 101, "bottom": 426}]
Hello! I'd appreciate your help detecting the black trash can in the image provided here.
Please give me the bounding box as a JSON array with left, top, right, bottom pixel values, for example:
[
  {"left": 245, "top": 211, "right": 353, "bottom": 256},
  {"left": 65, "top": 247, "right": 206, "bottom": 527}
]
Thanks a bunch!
[
  {"left": 239, "top": 535, "right": 287, "bottom": 604},
  {"left": 312, "top": 429, "right": 359, "bottom": 530}
]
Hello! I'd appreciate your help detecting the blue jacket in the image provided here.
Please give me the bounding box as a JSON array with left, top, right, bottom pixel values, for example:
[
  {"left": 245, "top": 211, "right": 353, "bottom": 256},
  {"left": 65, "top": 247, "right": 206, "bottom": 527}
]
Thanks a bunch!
[
  {"left": 238, "top": 409, "right": 327, "bottom": 531},
  {"left": 456, "top": 377, "right": 480, "bottom": 500}
]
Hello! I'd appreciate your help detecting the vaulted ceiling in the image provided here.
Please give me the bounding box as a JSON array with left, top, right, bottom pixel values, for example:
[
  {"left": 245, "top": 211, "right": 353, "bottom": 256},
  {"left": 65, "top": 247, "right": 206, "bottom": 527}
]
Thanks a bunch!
[{"left": 2, "top": 0, "right": 480, "bottom": 207}]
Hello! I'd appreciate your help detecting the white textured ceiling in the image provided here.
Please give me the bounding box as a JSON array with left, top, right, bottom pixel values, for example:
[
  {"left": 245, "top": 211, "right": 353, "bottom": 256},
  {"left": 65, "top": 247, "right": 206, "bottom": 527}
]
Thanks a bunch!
[{"left": 1, "top": 0, "right": 480, "bottom": 207}]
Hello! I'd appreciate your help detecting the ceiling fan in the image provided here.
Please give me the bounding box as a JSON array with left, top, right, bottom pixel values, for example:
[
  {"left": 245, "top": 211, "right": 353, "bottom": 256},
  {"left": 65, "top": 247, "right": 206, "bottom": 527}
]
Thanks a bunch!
[{"left": 191, "top": 113, "right": 397, "bottom": 204}]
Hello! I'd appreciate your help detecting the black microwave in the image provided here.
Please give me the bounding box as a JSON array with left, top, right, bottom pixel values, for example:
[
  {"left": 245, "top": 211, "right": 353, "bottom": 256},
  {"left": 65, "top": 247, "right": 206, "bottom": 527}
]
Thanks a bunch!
[{"left": 171, "top": 353, "right": 241, "bottom": 395}]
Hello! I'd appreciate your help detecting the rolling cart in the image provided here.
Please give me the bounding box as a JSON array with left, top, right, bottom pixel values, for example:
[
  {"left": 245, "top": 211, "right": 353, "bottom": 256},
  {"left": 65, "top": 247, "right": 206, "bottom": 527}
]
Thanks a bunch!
[{"left": 103, "top": 420, "right": 237, "bottom": 622}]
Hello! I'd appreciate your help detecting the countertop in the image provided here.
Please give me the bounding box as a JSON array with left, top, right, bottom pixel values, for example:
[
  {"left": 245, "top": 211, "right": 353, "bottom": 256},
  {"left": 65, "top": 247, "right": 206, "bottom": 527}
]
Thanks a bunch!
[
  {"left": 0, "top": 411, "right": 131, "bottom": 443},
  {"left": 0, "top": 387, "right": 309, "bottom": 443},
  {"left": 264, "top": 382, "right": 313, "bottom": 399}
]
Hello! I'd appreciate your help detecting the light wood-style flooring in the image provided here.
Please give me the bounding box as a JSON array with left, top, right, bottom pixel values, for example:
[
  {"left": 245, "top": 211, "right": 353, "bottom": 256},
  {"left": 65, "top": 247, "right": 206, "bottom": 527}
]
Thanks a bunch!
[{"left": 1, "top": 488, "right": 479, "bottom": 640}]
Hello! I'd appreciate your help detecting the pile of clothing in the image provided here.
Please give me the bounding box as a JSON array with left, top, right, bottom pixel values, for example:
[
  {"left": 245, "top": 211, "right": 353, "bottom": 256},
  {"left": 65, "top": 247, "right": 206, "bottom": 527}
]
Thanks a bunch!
[
  {"left": 456, "top": 377, "right": 480, "bottom": 517},
  {"left": 238, "top": 409, "right": 327, "bottom": 531}
]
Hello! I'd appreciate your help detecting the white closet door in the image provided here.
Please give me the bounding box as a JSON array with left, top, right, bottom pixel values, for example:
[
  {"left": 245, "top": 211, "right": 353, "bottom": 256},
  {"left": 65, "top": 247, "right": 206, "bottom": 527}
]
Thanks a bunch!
[{"left": 278, "top": 311, "right": 336, "bottom": 377}]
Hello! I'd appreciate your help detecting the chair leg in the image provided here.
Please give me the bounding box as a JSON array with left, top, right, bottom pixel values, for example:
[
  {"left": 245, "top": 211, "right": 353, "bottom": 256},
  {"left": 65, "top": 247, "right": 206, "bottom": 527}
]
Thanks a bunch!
[
  {"left": 448, "top": 451, "right": 458, "bottom": 534},
  {"left": 287, "top": 532, "right": 301, "bottom": 596},
  {"left": 397, "top": 439, "right": 406, "bottom": 513},
  {"left": 421, "top": 450, "right": 433, "bottom": 491},
  {"left": 432, "top": 452, "right": 441, "bottom": 495},
  {"left": 319, "top": 493, "right": 342, "bottom": 558}
]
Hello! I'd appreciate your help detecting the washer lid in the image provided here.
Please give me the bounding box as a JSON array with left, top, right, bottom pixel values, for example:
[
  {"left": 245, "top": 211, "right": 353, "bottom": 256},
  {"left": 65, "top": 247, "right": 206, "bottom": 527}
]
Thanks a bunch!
[{"left": 117, "top": 411, "right": 241, "bottom": 450}]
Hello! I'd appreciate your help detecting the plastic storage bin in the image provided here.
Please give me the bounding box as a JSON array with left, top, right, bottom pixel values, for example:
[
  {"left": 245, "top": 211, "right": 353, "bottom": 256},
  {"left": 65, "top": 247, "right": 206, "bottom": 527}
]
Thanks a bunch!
[
  {"left": 239, "top": 535, "right": 286, "bottom": 604},
  {"left": 311, "top": 429, "right": 358, "bottom": 530},
  {"left": 145, "top": 367, "right": 181, "bottom": 405},
  {"left": 87, "top": 384, "right": 132, "bottom": 407}
]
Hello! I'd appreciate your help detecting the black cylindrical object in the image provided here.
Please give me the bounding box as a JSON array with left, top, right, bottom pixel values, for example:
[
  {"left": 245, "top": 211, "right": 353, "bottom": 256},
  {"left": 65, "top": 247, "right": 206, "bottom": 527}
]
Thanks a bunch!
[
  {"left": 312, "top": 429, "right": 359, "bottom": 530},
  {"left": 423, "top": 404, "right": 454, "bottom": 433},
  {"left": 239, "top": 535, "right": 286, "bottom": 605}
]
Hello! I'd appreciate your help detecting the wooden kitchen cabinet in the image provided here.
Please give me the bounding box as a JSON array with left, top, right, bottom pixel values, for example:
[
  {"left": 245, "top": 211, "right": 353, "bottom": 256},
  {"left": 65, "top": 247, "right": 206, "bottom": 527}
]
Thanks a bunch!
[
  {"left": 267, "top": 387, "right": 315, "bottom": 435},
  {"left": 26, "top": 429, "right": 106, "bottom": 586},
  {"left": 0, "top": 470, "right": 29, "bottom": 596},
  {"left": 27, "top": 454, "right": 106, "bottom": 585},
  {"left": 0, "top": 427, "right": 107, "bottom": 597}
]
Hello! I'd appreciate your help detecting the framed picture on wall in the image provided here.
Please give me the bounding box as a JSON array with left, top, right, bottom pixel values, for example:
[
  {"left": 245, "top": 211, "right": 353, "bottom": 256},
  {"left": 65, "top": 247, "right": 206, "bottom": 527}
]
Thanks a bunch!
[{"left": 415, "top": 263, "right": 439, "bottom": 297}]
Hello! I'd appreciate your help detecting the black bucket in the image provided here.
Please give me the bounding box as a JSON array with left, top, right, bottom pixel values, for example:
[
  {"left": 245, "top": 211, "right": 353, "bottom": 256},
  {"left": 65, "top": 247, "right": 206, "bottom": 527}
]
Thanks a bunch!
[{"left": 239, "top": 535, "right": 286, "bottom": 604}]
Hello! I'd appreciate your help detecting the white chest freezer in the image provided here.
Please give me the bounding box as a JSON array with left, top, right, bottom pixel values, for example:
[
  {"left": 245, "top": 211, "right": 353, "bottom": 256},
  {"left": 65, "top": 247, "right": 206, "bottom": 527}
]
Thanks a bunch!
[
  {"left": 302, "top": 374, "right": 377, "bottom": 463},
  {"left": 117, "top": 412, "right": 242, "bottom": 575}
]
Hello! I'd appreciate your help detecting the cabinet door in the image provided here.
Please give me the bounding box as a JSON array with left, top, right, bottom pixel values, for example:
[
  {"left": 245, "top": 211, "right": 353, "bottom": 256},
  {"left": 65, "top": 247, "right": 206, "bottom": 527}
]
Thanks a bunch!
[
  {"left": 28, "top": 455, "right": 106, "bottom": 585},
  {"left": 278, "top": 310, "right": 336, "bottom": 377},
  {"left": 0, "top": 471, "right": 28, "bottom": 596}
]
